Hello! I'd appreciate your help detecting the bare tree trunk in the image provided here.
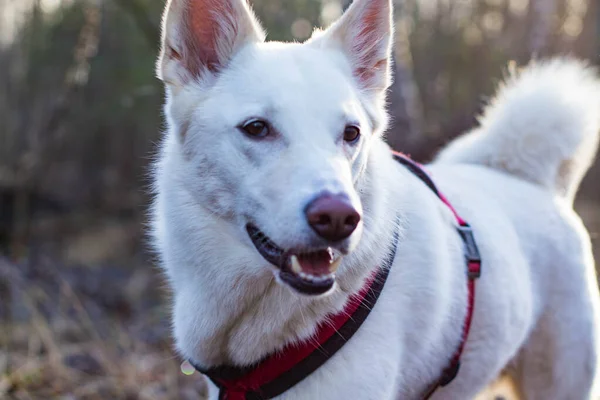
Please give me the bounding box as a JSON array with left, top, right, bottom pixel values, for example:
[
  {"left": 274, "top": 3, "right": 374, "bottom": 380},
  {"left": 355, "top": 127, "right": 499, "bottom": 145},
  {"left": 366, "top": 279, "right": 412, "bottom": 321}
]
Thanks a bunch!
[
  {"left": 529, "top": 0, "right": 558, "bottom": 55},
  {"left": 10, "top": 0, "right": 102, "bottom": 259},
  {"left": 387, "top": 3, "right": 424, "bottom": 153}
]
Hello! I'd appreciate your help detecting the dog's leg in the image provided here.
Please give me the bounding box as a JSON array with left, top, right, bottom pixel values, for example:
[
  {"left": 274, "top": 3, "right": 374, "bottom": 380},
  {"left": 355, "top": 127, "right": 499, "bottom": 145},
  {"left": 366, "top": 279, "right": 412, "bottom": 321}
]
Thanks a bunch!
[
  {"left": 511, "top": 311, "right": 597, "bottom": 399},
  {"left": 511, "top": 251, "right": 600, "bottom": 400}
]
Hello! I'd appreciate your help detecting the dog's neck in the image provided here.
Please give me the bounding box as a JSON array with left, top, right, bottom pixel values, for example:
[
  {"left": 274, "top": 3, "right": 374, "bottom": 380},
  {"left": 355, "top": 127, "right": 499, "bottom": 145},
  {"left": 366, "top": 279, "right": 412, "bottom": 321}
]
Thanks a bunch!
[{"left": 161, "top": 139, "right": 402, "bottom": 368}]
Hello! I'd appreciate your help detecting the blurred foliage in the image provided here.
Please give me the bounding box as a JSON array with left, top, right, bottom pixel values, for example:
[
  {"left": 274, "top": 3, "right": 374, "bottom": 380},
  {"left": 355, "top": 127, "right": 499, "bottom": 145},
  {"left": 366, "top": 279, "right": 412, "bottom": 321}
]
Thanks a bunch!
[
  {"left": 0, "top": 0, "right": 598, "bottom": 226},
  {"left": 0, "top": 0, "right": 599, "bottom": 398}
]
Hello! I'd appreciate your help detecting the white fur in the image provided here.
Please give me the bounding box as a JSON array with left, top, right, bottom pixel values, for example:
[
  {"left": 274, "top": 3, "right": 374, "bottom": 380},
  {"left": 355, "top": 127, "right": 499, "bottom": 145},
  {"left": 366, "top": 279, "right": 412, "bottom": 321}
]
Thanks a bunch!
[
  {"left": 437, "top": 59, "right": 600, "bottom": 202},
  {"left": 151, "top": 0, "right": 600, "bottom": 398}
]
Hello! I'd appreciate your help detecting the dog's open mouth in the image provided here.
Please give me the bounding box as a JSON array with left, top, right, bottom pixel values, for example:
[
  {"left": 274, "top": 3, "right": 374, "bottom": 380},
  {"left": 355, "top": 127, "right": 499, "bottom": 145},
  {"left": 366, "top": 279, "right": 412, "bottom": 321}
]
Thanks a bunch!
[{"left": 246, "top": 224, "right": 340, "bottom": 295}]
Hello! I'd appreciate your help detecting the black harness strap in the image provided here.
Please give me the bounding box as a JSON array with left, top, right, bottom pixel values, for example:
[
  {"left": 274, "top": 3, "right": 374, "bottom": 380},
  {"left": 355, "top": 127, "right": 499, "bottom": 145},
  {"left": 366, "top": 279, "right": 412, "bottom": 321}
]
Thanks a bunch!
[{"left": 190, "top": 151, "right": 481, "bottom": 400}]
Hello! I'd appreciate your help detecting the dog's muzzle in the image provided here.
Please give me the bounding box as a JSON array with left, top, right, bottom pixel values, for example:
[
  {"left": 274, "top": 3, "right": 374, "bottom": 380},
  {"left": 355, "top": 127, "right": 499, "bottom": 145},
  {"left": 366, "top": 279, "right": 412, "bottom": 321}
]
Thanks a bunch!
[{"left": 246, "top": 224, "right": 342, "bottom": 295}]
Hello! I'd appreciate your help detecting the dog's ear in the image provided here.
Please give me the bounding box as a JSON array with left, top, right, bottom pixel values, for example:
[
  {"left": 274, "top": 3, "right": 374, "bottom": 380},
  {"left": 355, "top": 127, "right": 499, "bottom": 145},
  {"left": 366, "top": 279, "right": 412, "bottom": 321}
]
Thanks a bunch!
[
  {"left": 157, "top": 0, "right": 265, "bottom": 87},
  {"left": 309, "top": 0, "right": 394, "bottom": 95}
]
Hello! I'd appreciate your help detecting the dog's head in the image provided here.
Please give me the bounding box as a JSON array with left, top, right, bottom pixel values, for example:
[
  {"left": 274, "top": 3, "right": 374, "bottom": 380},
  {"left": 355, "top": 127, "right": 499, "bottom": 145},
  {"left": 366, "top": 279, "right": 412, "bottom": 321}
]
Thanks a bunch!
[{"left": 157, "top": 0, "right": 393, "bottom": 296}]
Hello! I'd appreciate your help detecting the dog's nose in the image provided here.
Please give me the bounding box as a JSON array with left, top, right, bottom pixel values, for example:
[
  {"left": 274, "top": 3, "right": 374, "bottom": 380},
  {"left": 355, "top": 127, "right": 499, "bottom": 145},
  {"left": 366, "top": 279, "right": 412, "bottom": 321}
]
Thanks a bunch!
[{"left": 305, "top": 193, "right": 361, "bottom": 242}]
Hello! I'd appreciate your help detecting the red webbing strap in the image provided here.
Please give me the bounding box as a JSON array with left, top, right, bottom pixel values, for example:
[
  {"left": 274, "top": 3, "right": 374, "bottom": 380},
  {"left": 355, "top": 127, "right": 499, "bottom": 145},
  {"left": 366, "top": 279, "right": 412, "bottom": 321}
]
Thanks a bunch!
[
  {"left": 199, "top": 151, "right": 480, "bottom": 400},
  {"left": 421, "top": 269, "right": 478, "bottom": 399},
  {"left": 391, "top": 152, "right": 481, "bottom": 399},
  {"left": 217, "top": 273, "right": 377, "bottom": 399},
  {"left": 196, "top": 221, "right": 400, "bottom": 400},
  {"left": 420, "top": 187, "right": 481, "bottom": 399}
]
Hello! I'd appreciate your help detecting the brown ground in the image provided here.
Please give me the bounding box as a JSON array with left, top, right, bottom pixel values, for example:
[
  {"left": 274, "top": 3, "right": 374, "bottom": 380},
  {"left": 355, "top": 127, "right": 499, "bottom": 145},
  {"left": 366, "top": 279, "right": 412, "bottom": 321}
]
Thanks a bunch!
[{"left": 1, "top": 200, "right": 598, "bottom": 399}]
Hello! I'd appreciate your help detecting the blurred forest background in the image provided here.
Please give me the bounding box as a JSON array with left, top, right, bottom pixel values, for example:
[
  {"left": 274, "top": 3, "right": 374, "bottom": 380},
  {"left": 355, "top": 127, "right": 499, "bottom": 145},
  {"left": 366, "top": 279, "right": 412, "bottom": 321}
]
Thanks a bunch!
[{"left": 0, "top": 0, "right": 598, "bottom": 399}]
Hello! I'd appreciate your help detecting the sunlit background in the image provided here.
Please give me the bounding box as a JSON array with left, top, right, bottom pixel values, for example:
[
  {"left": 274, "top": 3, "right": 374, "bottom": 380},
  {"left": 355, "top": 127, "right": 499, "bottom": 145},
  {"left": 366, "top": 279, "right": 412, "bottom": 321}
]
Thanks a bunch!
[{"left": 0, "top": 0, "right": 598, "bottom": 399}]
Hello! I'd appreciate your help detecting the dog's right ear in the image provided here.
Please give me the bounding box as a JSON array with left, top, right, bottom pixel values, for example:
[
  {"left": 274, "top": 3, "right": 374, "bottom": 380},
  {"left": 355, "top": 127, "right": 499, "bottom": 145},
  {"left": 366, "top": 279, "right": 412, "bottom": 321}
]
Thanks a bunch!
[{"left": 157, "top": 0, "right": 265, "bottom": 88}]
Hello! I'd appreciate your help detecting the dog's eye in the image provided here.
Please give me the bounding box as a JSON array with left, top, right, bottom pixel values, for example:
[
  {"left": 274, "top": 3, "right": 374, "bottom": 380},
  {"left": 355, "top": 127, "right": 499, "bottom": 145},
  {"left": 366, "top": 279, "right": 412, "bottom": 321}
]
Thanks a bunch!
[
  {"left": 241, "top": 120, "right": 269, "bottom": 138},
  {"left": 343, "top": 125, "right": 361, "bottom": 143}
]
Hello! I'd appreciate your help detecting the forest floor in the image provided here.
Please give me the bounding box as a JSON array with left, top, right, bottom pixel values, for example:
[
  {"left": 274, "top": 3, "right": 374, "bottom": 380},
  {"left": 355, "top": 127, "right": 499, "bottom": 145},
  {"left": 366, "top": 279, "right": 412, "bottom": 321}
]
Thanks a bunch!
[{"left": 1, "top": 200, "right": 598, "bottom": 400}]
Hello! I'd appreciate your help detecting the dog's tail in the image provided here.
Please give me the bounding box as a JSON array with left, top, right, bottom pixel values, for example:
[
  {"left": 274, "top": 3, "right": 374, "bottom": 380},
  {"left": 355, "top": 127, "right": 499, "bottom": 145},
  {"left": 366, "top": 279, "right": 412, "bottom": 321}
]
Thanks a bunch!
[{"left": 436, "top": 58, "right": 600, "bottom": 202}]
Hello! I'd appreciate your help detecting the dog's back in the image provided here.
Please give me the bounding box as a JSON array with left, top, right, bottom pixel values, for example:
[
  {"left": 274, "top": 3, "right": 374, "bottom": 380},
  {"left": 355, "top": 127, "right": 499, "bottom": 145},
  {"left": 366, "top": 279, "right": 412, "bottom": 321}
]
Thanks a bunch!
[
  {"left": 432, "top": 59, "right": 600, "bottom": 399},
  {"left": 151, "top": 0, "right": 600, "bottom": 396}
]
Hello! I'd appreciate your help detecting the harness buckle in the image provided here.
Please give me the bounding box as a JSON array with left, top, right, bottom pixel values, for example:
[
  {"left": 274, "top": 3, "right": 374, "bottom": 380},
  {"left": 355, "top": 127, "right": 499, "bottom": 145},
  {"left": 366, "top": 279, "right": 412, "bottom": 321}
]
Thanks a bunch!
[
  {"left": 457, "top": 224, "right": 481, "bottom": 279},
  {"left": 439, "top": 361, "right": 461, "bottom": 386}
]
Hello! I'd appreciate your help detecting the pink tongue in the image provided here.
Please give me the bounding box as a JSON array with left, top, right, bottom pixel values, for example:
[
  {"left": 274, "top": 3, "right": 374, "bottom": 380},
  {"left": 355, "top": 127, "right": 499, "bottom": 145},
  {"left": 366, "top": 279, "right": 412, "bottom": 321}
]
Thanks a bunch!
[{"left": 297, "top": 250, "right": 333, "bottom": 276}]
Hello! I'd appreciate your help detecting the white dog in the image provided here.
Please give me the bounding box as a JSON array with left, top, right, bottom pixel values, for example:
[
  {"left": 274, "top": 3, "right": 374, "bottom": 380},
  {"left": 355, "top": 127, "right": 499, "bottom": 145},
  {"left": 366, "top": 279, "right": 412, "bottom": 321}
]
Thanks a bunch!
[{"left": 151, "top": 0, "right": 600, "bottom": 398}]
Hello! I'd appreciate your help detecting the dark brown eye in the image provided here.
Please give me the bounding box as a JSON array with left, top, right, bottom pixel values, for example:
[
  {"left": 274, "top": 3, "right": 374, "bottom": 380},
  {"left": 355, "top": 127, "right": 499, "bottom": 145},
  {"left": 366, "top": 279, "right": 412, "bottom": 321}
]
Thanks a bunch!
[
  {"left": 241, "top": 120, "right": 269, "bottom": 138},
  {"left": 343, "top": 125, "right": 361, "bottom": 143}
]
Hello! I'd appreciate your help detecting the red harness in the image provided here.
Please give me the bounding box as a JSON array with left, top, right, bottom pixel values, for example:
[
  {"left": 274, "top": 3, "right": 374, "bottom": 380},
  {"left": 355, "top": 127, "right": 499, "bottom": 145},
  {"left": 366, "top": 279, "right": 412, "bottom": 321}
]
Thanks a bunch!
[{"left": 191, "top": 152, "right": 482, "bottom": 400}]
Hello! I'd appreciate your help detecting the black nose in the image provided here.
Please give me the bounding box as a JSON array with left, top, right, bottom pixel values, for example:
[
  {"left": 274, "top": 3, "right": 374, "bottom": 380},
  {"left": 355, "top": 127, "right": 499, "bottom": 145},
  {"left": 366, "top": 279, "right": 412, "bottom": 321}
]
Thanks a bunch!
[{"left": 305, "top": 193, "right": 361, "bottom": 242}]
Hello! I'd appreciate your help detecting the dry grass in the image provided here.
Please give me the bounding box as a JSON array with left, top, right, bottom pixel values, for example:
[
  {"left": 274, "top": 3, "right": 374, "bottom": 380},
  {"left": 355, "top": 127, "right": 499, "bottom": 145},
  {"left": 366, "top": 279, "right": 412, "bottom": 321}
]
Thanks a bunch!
[
  {"left": 1, "top": 199, "right": 598, "bottom": 400},
  {"left": 0, "top": 253, "right": 517, "bottom": 400},
  {"left": 0, "top": 248, "right": 207, "bottom": 400}
]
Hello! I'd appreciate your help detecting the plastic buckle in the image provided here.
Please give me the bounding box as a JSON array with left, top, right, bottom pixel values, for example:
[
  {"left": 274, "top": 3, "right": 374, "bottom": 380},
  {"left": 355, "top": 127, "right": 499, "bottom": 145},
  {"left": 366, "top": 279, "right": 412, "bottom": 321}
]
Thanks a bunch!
[
  {"left": 439, "top": 361, "right": 461, "bottom": 386},
  {"left": 457, "top": 224, "right": 481, "bottom": 279}
]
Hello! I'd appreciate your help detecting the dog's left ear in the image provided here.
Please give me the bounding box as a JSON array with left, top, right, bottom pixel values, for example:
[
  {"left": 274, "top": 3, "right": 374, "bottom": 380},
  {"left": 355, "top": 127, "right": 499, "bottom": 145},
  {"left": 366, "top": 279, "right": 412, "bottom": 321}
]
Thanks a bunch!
[{"left": 309, "top": 0, "right": 394, "bottom": 95}]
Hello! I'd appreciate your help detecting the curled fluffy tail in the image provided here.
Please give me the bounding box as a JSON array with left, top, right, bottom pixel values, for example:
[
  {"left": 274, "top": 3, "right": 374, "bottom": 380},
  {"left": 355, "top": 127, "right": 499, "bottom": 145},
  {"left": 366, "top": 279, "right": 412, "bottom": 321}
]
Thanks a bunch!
[{"left": 436, "top": 58, "right": 600, "bottom": 202}]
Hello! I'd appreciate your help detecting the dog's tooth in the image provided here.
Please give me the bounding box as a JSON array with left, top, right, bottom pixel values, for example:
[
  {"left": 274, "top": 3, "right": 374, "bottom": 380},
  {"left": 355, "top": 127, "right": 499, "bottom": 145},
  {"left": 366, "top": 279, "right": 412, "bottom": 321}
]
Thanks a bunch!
[
  {"left": 329, "top": 258, "right": 342, "bottom": 273},
  {"left": 290, "top": 255, "right": 302, "bottom": 274}
]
